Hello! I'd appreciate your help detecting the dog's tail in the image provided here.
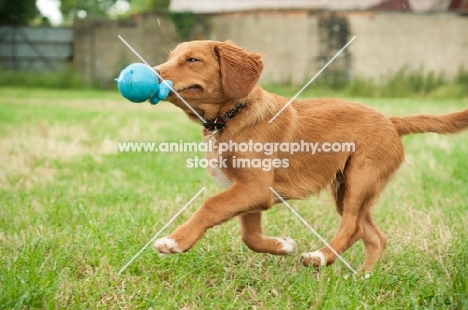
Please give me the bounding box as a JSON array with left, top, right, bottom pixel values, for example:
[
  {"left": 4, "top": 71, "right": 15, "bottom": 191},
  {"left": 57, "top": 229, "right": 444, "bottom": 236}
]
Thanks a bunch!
[{"left": 390, "top": 109, "right": 468, "bottom": 136}]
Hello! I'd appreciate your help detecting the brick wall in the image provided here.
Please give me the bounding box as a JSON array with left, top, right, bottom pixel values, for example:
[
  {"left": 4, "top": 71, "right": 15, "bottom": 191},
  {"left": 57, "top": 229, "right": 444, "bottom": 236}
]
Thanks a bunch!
[
  {"left": 207, "top": 11, "right": 321, "bottom": 85},
  {"left": 73, "top": 14, "right": 177, "bottom": 87},
  {"left": 347, "top": 12, "right": 468, "bottom": 81},
  {"left": 73, "top": 12, "right": 468, "bottom": 86}
]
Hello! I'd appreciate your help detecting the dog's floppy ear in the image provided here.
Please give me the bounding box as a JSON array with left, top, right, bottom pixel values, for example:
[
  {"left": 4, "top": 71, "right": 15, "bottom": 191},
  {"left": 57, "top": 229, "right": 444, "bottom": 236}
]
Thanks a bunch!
[{"left": 214, "top": 41, "right": 264, "bottom": 99}]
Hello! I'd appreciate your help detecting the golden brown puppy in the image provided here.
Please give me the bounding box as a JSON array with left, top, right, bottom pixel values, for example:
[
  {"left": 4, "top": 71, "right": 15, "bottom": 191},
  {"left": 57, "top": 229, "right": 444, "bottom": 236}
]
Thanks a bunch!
[{"left": 152, "top": 40, "right": 468, "bottom": 272}]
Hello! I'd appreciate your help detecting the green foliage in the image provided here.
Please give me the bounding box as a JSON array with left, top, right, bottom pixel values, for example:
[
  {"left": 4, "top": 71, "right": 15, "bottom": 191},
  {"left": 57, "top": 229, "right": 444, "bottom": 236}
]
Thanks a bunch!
[
  {"left": 60, "top": 0, "right": 122, "bottom": 20},
  {"left": 127, "top": 0, "right": 195, "bottom": 40},
  {"left": 129, "top": 0, "right": 170, "bottom": 13},
  {"left": 2, "top": 65, "right": 468, "bottom": 98},
  {"left": 379, "top": 67, "right": 447, "bottom": 97},
  {"left": 269, "top": 67, "right": 468, "bottom": 99},
  {"left": 30, "top": 15, "right": 52, "bottom": 27},
  {"left": 455, "top": 67, "right": 468, "bottom": 95},
  {"left": 169, "top": 12, "right": 196, "bottom": 40},
  {"left": 150, "top": 0, "right": 170, "bottom": 10},
  {"left": 455, "top": 67, "right": 468, "bottom": 84},
  {"left": 0, "top": 0, "right": 40, "bottom": 25},
  {"left": 0, "top": 68, "right": 90, "bottom": 89}
]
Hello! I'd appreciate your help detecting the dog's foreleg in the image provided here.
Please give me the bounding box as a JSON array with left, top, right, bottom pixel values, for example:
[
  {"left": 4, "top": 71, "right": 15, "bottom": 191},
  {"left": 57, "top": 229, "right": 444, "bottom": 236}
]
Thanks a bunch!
[
  {"left": 240, "top": 211, "right": 296, "bottom": 255},
  {"left": 154, "top": 183, "right": 273, "bottom": 254}
]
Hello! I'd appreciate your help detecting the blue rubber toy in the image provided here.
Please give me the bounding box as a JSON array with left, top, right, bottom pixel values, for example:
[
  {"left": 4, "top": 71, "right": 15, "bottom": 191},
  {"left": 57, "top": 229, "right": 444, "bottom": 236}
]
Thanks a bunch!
[{"left": 115, "top": 63, "right": 172, "bottom": 105}]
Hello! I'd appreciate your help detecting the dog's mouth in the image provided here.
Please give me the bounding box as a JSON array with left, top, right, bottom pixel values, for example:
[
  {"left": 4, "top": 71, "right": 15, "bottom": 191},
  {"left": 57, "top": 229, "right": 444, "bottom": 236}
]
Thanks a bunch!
[{"left": 175, "top": 85, "right": 203, "bottom": 93}]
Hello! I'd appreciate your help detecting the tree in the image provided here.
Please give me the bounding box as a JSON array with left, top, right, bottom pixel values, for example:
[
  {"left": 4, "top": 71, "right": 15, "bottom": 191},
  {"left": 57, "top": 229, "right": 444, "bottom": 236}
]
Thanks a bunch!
[
  {"left": 60, "top": 0, "right": 123, "bottom": 20},
  {"left": 59, "top": 0, "right": 171, "bottom": 21},
  {"left": 0, "top": 0, "right": 40, "bottom": 25},
  {"left": 129, "top": 0, "right": 170, "bottom": 13}
]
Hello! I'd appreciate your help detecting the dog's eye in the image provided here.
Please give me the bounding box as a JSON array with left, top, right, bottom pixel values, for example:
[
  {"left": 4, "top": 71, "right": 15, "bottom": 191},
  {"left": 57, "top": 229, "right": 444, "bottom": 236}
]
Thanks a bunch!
[{"left": 186, "top": 57, "right": 199, "bottom": 63}]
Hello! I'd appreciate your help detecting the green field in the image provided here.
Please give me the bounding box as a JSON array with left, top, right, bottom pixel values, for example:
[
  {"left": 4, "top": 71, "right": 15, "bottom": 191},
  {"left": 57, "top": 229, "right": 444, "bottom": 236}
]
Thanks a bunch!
[{"left": 1, "top": 87, "right": 467, "bottom": 309}]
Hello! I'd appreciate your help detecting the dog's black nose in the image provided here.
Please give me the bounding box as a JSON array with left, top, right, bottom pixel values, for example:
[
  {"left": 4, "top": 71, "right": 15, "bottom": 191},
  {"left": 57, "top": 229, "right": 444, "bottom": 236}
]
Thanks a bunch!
[{"left": 153, "top": 67, "right": 163, "bottom": 83}]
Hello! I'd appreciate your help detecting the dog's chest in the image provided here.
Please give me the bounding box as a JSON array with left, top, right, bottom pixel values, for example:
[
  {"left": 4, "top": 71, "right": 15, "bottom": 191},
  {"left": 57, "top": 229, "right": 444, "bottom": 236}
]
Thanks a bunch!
[
  {"left": 208, "top": 166, "right": 233, "bottom": 189},
  {"left": 205, "top": 146, "right": 233, "bottom": 189}
]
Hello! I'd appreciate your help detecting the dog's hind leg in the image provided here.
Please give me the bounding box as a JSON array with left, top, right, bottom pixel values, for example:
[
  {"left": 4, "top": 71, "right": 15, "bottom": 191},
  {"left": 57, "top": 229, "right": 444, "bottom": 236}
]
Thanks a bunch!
[
  {"left": 300, "top": 163, "right": 385, "bottom": 270},
  {"left": 240, "top": 211, "right": 296, "bottom": 255},
  {"left": 331, "top": 179, "right": 387, "bottom": 272},
  {"left": 360, "top": 212, "right": 387, "bottom": 272}
]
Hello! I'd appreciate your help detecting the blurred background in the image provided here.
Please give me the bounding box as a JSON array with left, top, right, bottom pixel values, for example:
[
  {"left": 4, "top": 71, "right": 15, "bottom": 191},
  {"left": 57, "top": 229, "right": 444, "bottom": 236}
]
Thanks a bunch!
[
  {"left": 1, "top": 0, "right": 468, "bottom": 97},
  {"left": 1, "top": 2, "right": 468, "bottom": 308}
]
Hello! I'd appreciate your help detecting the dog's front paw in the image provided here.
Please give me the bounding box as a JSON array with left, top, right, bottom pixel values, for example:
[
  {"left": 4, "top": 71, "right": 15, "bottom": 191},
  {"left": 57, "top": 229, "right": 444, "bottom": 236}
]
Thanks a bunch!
[
  {"left": 277, "top": 238, "right": 297, "bottom": 255},
  {"left": 153, "top": 237, "right": 182, "bottom": 254},
  {"left": 300, "top": 251, "right": 327, "bottom": 268}
]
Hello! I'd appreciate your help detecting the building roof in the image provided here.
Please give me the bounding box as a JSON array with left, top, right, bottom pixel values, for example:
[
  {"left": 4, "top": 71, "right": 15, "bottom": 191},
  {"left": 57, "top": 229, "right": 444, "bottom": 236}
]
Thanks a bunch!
[
  {"left": 448, "top": 0, "right": 468, "bottom": 13},
  {"left": 369, "top": 0, "right": 452, "bottom": 11},
  {"left": 370, "top": 0, "right": 412, "bottom": 11},
  {"left": 169, "top": 0, "right": 381, "bottom": 13},
  {"left": 170, "top": 0, "right": 463, "bottom": 13}
]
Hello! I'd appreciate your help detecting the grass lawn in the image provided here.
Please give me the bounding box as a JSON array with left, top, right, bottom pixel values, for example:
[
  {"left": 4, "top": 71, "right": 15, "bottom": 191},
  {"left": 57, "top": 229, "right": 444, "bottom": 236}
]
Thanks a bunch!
[{"left": 0, "top": 87, "right": 467, "bottom": 309}]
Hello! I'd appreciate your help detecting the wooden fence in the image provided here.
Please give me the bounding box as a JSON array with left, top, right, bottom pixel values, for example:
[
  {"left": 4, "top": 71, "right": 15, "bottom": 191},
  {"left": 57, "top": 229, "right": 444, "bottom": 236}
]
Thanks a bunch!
[{"left": 0, "top": 26, "right": 73, "bottom": 71}]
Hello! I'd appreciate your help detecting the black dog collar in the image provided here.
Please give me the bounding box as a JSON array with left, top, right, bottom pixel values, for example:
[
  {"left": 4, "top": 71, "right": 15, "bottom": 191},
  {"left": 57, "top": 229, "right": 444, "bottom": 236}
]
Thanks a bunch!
[{"left": 203, "top": 103, "right": 244, "bottom": 131}]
